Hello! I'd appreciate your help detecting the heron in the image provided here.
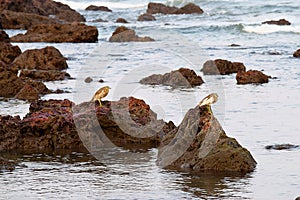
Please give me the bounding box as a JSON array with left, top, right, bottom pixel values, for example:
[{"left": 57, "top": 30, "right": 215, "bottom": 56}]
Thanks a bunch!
[{"left": 91, "top": 86, "right": 111, "bottom": 106}]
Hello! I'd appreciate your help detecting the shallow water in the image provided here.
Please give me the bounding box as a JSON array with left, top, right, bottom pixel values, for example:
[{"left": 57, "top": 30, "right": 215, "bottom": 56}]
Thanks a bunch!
[{"left": 1, "top": 0, "right": 300, "bottom": 199}]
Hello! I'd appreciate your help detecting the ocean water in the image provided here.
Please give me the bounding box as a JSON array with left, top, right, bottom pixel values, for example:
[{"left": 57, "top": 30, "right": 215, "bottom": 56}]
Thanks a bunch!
[{"left": 1, "top": 0, "right": 300, "bottom": 199}]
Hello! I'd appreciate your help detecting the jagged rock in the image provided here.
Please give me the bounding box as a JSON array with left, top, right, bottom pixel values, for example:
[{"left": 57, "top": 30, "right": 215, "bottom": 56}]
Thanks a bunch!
[
  {"left": 262, "top": 19, "right": 291, "bottom": 25},
  {"left": 157, "top": 106, "right": 257, "bottom": 173},
  {"left": 10, "top": 23, "right": 98, "bottom": 43},
  {"left": 140, "top": 67, "right": 204, "bottom": 88},
  {"left": 0, "top": 42, "right": 22, "bottom": 65},
  {"left": 12, "top": 46, "right": 67, "bottom": 70},
  {"left": 0, "top": 10, "right": 60, "bottom": 29},
  {"left": 293, "top": 49, "right": 300, "bottom": 58},
  {"left": 14, "top": 83, "right": 39, "bottom": 100},
  {"left": 137, "top": 13, "right": 156, "bottom": 21},
  {"left": 236, "top": 70, "right": 269, "bottom": 84},
  {"left": 0, "top": 30, "right": 10, "bottom": 42},
  {"left": 19, "top": 70, "right": 71, "bottom": 81},
  {"left": 116, "top": 18, "right": 128, "bottom": 23},
  {"left": 146, "top": 2, "right": 203, "bottom": 15},
  {"left": 109, "top": 26, "right": 154, "bottom": 42},
  {"left": 85, "top": 5, "right": 112, "bottom": 12},
  {"left": 202, "top": 59, "right": 246, "bottom": 75},
  {"left": 0, "top": 115, "right": 21, "bottom": 151},
  {"left": 0, "top": 0, "right": 85, "bottom": 23},
  {"left": 265, "top": 144, "right": 299, "bottom": 150}
]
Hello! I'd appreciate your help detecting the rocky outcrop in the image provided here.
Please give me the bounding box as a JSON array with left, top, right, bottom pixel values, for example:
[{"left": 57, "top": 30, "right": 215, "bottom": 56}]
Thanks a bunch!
[
  {"left": 0, "top": 10, "right": 59, "bottom": 29},
  {"left": 0, "top": 30, "right": 10, "bottom": 43},
  {"left": 157, "top": 105, "right": 257, "bottom": 173},
  {"left": 137, "top": 13, "right": 156, "bottom": 21},
  {"left": 116, "top": 18, "right": 128, "bottom": 23},
  {"left": 109, "top": 26, "right": 154, "bottom": 42},
  {"left": 202, "top": 59, "right": 246, "bottom": 75},
  {"left": 293, "top": 49, "right": 300, "bottom": 58},
  {"left": 262, "top": 19, "right": 291, "bottom": 25},
  {"left": 140, "top": 68, "right": 204, "bottom": 88},
  {"left": 236, "top": 70, "right": 269, "bottom": 84},
  {"left": 85, "top": 5, "right": 112, "bottom": 12},
  {"left": 265, "top": 144, "right": 299, "bottom": 150},
  {"left": 19, "top": 70, "right": 71, "bottom": 81},
  {"left": 0, "top": 42, "right": 22, "bottom": 65},
  {"left": 0, "top": 0, "right": 85, "bottom": 23},
  {"left": 146, "top": 3, "right": 203, "bottom": 15},
  {"left": 10, "top": 23, "right": 98, "bottom": 43}
]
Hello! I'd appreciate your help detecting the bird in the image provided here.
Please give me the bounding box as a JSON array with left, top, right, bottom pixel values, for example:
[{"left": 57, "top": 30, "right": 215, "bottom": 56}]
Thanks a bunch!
[
  {"left": 91, "top": 86, "right": 111, "bottom": 106},
  {"left": 199, "top": 93, "right": 218, "bottom": 114}
]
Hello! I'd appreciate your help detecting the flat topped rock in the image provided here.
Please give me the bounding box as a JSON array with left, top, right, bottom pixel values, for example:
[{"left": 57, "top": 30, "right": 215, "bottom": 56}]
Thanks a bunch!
[
  {"left": 85, "top": 5, "right": 112, "bottom": 12},
  {"left": 109, "top": 26, "right": 154, "bottom": 42},
  {"left": 140, "top": 67, "right": 204, "bottom": 88},
  {"left": 202, "top": 59, "right": 246, "bottom": 75},
  {"left": 236, "top": 70, "right": 269, "bottom": 84},
  {"left": 146, "top": 2, "right": 203, "bottom": 15},
  {"left": 262, "top": 19, "right": 291, "bottom": 25}
]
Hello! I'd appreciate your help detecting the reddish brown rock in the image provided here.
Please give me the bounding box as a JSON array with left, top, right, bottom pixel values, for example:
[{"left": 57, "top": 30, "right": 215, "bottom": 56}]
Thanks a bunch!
[
  {"left": 14, "top": 83, "right": 39, "bottom": 101},
  {"left": 265, "top": 144, "right": 299, "bottom": 150},
  {"left": 19, "top": 70, "right": 71, "bottom": 81},
  {"left": 0, "top": 10, "right": 60, "bottom": 29},
  {"left": 85, "top": 5, "right": 112, "bottom": 12},
  {"left": 146, "top": 2, "right": 203, "bottom": 15},
  {"left": 262, "top": 19, "right": 291, "bottom": 26},
  {"left": 12, "top": 46, "right": 67, "bottom": 70},
  {"left": 157, "top": 105, "right": 257, "bottom": 173},
  {"left": 0, "top": 156, "right": 17, "bottom": 171},
  {"left": 0, "top": 42, "right": 22, "bottom": 65},
  {"left": 140, "top": 67, "right": 204, "bottom": 88},
  {"left": 109, "top": 26, "right": 154, "bottom": 42},
  {"left": 116, "top": 18, "right": 128, "bottom": 23},
  {"left": 0, "top": 30, "right": 10, "bottom": 42},
  {"left": 0, "top": 115, "right": 21, "bottom": 152},
  {"left": 236, "top": 70, "right": 269, "bottom": 84},
  {"left": 293, "top": 49, "right": 300, "bottom": 58},
  {"left": 202, "top": 59, "right": 246, "bottom": 75},
  {"left": 10, "top": 23, "right": 98, "bottom": 43},
  {"left": 0, "top": 0, "right": 85, "bottom": 22},
  {"left": 137, "top": 13, "right": 156, "bottom": 21}
]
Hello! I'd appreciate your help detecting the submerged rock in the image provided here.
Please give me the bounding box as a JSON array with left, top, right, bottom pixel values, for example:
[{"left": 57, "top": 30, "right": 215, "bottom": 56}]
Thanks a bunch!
[
  {"left": 157, "top": 106, "right": 257, "bottom": 173},
  {"left": 137, "top": 13, "right": 156, "bottom": 21},
  {"left": 116, "top": 18, "right": 128, "bottom": 23},
  {"left": 265, "top": 144, "right": 299, "bottom": 150},
  {"left": 293, "top": 49, "right": 300, "bottom": 58},
  {"left": 202, "top": 59, "right": 246, "bottom": 75},
  {"left": 0, "top": 156, "right": 17, "bottom": 171},
  {"left": 85, "top": 5, "right": 112, "bottom": 12},
  {"left": 262, "top": 19, "right": 291, "bottom": 26},
  {"left": 146, "top": 3, "right": 203, "bottom": 15},
  {"left": 109, "top": 26, "right": 154, "bottom": 42},
  {"left": 236, "top": 70, "right": 269, "bottom": 84},
  {"left": 10, "top": 23, "right": 98, "bottom": 43},
  {"left": 140, "top": 68, "right": 204, "bottom": 88}
]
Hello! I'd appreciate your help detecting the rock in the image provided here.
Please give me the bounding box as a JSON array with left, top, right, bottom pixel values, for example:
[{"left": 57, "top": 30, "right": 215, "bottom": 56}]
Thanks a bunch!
[
  {"left": 12, "top": 46, "right": 67, "bottom": 70},
  {"left": 0, "top": 42, "right": 22, "bottom": 65},
  {"left": 19, "top": 70, "right": 71, "bottom": 81},
  {"left": 265, "top": 144, "right": 299, "bottom": 150},
  {"left": 14, "top": 83, "right": 39, "bottom": 101},
  {"left": 0, "top": 115, "right": 21, "bottom": 152},
  {"left": 236, "top": 70, "right": 269, "bottom": 84},
  {"left": 116, "top": 18, "right": 128, "bottom": 23},
  {"left": 85, "top": 5, "right": 112, "bottom": 12},
  {"left": 0, "top": 0, "right": 85, "bottom": 22},
  {"left": 98, "top": 79, "right": 104, "bottom": 83},
  {"left": 84, "top": 77, "right": 93, "bottom": 83},
  {"left": 92, "top": 18, "right": 108, "bottom": 23},
  {"left": 146, "top": 2, "right": 203, "bottom": 15},
  {"left": 137, "top": 13, "right": 156, "bottom": 21},
  {"left": 0, "top": 156, "right": 17, "bottom": 171},
  {"left": 295, "top": 197, "right": 300, "bottom": 200},
  {"left": 0, "top": 10, "right": 60, "bottom": 30},
  {"left": 109, "top": 26, "right": 154, "bottom": 42},
  {"left": 157, "top": 106, "right": 257, "bottom": 173},
  {"left": 202, "top": 59, "right": 246, "bottom": 75},
  {"left": 262, "top": 19, "right": 291, "bottom": 25},
  {"left": 0, "top": 30, "right": 10, "bottom": 42},
  {"left": 293, "top": 49, "right": 300, "bottom": 58},
  {"left": 10, "top": 23, "right": 98, "bottom": 43},
  {"left": 140, "top": 67, "right": 204, "bottom": 88}
]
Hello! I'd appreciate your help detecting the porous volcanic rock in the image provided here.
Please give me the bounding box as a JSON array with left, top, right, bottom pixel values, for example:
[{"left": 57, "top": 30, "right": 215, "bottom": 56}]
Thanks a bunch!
[
  {"left": 85, "top": 5, "right": 112, "bottom": 12},
  {"left": 236, "top": 70, "right": 269, "bottom": 84},
  {"left": 146, "top": 2, "right": 203, "bottom": 15},
  {"left": 137, "top": 13, "right": 156, "bottom": 21},
  {"left": 10, "top": 23, "right": 98, "bottom": 43},
  {"left": 202, "top": 59, "right": 246, "bottom": 75},
  {"left": 0, "top": 0, "right": 85, "bottom": 22},
  {"left": 262, "top": 19, "right": 291, "bottom": 25},
  {"left": 0, "top": 10, "right": 60, "bottom": 29},
  {"left": 157, "top": 105, "right": 257, "bottom": 173},
  {"left": 293, "top": 49, "right": 300, "bottom": 58},
  {"left": 0, "top": 30, "right": 10, "bottom": 42},
  {"left": 109, "top": 26, "right": 154, "bottom": 42},
  {"left": 0, "top": 42, "right": 22, "bottom": 65},
  {"left": 140, "top": 68, "right": 204, "bottom": 88}
]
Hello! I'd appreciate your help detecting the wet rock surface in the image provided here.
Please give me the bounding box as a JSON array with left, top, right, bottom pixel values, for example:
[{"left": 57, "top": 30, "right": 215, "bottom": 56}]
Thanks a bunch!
[
  {"left": 236, "top": 70, "right": 269, "bottom": 84},
  {"left": 262, "top": 19, "right": 291, "bottom": 25},
  {"left": 0, "top": 156, "right": 17, "bottom": 171},
  {"left": 202, "top": 59, "right": 246, "bottom": 75},
  {"left": 85, "top": 5, "right": 112, "bottom": 12},
  {"left": 265, "top": 144, "right": 299, "bottom": 150},
  {"left": 10, "top": 23, "right": 98, "bottom": 43},
  {"left": 146, "top": 3, "right": 203, "bottom": 15},
  {"left": 140, "top": 68, "right": 204, "bottom": 88},
  {"left": 157, "top": 106, "right": 257, "bottom": 173},
  {"left": 0, "top": 0, "right": 85, "bottom": 23},
  {"left": 116, "top": 18, "right": 128, "bottom": 23},
  {"left": 109, "top": 26, "right": 154, "bottom": 42},
  {"left": 137, "top": 13, "right": 156, "bottom": 21},
  {"left": 293, "top": 49, "right": 300, "bottom": 58}
]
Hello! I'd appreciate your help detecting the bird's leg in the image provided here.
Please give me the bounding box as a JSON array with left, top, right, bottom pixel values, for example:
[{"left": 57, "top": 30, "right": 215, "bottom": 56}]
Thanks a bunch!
[
  {"left": 207, "top": 105, "right": 212, "bottom": 115},
  {"left": 98, "top": 99, "right": 102, "bottom": 107}
]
